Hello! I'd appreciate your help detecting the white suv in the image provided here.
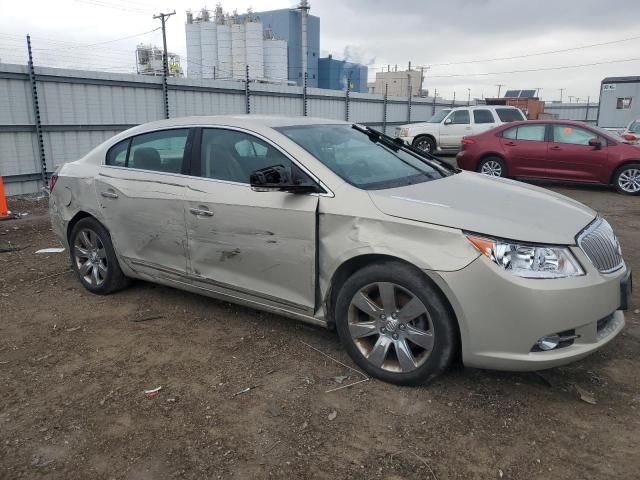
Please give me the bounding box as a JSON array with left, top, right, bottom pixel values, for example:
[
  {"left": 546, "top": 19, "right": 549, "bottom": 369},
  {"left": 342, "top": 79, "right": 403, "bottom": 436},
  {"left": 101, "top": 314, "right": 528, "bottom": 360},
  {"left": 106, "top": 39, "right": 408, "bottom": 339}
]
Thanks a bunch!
[{"left": 395, "top": 105, "right": 526, "bottom": 154}]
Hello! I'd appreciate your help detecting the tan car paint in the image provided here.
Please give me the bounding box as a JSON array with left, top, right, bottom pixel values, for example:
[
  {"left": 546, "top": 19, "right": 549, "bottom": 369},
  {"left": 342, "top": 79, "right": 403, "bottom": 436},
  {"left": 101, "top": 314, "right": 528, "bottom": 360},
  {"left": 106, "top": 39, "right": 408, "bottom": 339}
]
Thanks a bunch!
[{"left": 49, "top": 115, "right": 627, "bottom": 372}]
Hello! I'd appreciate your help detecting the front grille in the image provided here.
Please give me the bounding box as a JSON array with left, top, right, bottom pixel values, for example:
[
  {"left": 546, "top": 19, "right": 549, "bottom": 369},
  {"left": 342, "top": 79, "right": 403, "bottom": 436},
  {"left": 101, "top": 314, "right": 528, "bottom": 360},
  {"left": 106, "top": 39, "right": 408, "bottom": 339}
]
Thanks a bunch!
[{"left": 577, "top": 218, "right": 624, "bottom": 273}]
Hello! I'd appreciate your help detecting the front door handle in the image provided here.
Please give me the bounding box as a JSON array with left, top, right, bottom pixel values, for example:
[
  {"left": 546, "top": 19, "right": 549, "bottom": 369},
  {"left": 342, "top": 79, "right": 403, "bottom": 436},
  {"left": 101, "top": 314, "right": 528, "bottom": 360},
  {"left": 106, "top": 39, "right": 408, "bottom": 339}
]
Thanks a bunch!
[
  {"left": 189, "top": 207, "right": 214, "bottom": 217},
  {"left": 550, "top": 146, "right": 561, "bottom": 150},
  {"left": 504, "top": 141, "right": 516, "bottom": 146},
  {"left": 100, "top": 191, "right": 118, "bottom": 199}
]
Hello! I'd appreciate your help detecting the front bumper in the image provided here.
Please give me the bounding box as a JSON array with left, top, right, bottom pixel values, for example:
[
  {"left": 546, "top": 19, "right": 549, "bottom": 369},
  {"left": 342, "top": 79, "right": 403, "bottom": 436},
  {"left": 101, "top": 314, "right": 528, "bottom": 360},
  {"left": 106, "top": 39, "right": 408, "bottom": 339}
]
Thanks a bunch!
[{"left": 433, "top": 248, "right": 628, "bottom": 371}]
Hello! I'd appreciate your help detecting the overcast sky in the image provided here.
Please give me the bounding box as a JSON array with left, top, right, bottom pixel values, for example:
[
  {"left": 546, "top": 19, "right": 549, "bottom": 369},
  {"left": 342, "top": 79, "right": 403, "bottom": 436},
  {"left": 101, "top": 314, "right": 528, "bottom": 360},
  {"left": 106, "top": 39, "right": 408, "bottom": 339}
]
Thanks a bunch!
[{"left": 1, "top": 0, "right": 640, "bottom": 101}]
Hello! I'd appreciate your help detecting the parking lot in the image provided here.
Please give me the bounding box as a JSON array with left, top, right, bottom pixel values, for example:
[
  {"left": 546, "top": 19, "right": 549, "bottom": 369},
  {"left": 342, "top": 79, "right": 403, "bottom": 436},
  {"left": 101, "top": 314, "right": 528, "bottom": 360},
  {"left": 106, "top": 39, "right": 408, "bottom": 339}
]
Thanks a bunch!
[{"left": 1, "top": 182, "right": 638, "bottom": 480}]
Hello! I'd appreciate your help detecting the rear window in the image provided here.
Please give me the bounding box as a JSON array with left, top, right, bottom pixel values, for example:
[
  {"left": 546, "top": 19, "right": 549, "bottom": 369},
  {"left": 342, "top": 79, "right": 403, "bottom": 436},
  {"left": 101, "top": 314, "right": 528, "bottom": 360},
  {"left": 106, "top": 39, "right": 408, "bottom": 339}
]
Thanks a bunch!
[
  {"left": 496, "top": 108, "right": 525, "bottom": 122},
  {"left": 473, "top": 109, "right": 495, "bottom": 124}
]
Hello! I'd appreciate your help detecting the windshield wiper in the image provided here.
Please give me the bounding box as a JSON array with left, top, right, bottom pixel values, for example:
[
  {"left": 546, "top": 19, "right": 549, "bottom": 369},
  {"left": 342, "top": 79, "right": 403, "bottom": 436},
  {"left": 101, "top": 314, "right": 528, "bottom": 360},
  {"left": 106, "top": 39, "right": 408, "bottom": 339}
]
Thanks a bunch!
[{"left": 351, "top": 124, "right": 457, "bottom": 175}]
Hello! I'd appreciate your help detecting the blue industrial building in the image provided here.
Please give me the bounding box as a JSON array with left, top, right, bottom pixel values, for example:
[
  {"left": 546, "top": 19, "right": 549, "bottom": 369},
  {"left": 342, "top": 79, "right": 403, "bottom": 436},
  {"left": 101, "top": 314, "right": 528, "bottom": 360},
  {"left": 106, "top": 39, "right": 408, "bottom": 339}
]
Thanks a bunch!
[
  {"left": 248, "top": 8, "right": 320, "bottom": 87},
  {"left": 318, "top": 55, "right": 368, "bottom": 93}
]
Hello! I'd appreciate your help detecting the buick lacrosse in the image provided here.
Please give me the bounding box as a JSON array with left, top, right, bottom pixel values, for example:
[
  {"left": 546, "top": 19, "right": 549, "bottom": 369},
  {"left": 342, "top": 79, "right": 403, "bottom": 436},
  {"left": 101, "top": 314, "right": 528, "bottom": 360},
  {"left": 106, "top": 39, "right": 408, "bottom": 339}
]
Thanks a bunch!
[{"left": 49, "top": 115, "right": 631, "bottom": 385}]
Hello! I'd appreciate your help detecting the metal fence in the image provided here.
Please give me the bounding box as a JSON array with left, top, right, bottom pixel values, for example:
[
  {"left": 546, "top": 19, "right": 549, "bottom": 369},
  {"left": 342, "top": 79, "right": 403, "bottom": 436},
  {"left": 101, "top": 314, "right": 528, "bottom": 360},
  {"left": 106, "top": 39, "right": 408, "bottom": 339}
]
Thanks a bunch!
[
  {"left": 0, "top": 62, "right": 466, "bottom": 195},
  {"left": 543, "top": 102, "right": 599, "bottom": 124}
]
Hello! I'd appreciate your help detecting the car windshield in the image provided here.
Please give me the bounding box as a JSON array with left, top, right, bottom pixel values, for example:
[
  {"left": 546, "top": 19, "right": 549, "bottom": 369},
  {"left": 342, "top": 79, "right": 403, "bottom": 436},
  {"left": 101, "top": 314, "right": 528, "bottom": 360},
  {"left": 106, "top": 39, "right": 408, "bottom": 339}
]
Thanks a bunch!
[
  {"left": 628, "top": 120, "right": 640, "bottom": 133},
  {"left": 427, "top": 110, "right": 451, "bottom": 123},
  {"left": 276, "top": 124, "right": 448, "bottom": 190}
]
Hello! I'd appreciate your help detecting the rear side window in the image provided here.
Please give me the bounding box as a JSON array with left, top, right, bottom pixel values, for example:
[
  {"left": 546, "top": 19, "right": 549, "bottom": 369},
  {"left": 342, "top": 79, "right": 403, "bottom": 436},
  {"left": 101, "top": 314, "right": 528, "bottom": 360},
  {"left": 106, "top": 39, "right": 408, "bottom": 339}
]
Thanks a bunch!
[
  {"left": 106, "top": 140, "right": 128, "bottom": 167},
  {"left": 502, "top": 125, "right": 546, "bottom": 141},
  {"left": 473, "top": 109, "right": 495, "bottom": 124},
  {"left": 129, "top": 129, "right": 189, "bottom": 173},
  {"left": 448, "top": 110, "right": 470, "bottom": 124},
  {"left": 496, "top": 108, "right": 525, "bottom": 122}
]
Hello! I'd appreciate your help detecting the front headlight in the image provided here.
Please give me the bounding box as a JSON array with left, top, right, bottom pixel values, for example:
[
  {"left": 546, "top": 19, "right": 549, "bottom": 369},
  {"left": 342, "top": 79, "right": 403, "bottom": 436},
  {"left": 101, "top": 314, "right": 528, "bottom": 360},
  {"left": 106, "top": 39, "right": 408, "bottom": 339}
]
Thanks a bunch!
[
  {"left": 467, "top": 235, "right": 584, "bottom": 278},
  {"left": 397, "top": 128, "right": 410, "bottom": 137}
]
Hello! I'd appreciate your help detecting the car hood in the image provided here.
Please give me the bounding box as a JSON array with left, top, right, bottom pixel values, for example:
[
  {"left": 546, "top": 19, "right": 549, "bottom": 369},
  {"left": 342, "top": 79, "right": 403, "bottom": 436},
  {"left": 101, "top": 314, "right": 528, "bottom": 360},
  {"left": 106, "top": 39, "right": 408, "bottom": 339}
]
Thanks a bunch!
[
  {"left": 400, "top": 122, "right": 437, "bottom": 132},
  {"left": 368, "top": 172, "right": 596, "bottom": 245}
]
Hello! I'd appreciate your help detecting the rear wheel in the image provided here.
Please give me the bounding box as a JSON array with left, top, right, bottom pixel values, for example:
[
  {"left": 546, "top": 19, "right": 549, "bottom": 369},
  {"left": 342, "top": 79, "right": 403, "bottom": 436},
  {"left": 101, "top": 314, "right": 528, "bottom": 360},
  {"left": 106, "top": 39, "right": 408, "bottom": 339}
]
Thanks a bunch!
[
  {"left": 334, "top": 262, "right": 458, "bottom": 386},
  {"left": 69, "top": 217, "right": 130, "bottom": 294},
  {"left": 477, "top": 156, "right": 507, "bottom": 177},
  {"left": 613, "top": 163, "right": 640, "bottom": 195},
  {"left": 413, "top": 135, "right": 436, "bottom": 154}
]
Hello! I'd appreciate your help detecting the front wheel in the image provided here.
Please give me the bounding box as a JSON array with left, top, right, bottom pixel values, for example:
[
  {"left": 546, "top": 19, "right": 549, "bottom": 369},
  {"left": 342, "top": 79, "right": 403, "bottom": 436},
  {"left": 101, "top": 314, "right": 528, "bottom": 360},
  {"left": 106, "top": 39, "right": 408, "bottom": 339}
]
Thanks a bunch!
[
  {"left": 412, "top": 135, "right": 436, "bottom": 154},
  {"left": 69, "top": 217, "right": 131, "bottom": 294},
  {"left": 477, "top": 156, "right": 507, "bottom": 177},
  {"left": 613, "top": 163, "right": 640, "bottom": 195},
  {"left": 334, "top": 262, "right": 458, "bottom": 386}
]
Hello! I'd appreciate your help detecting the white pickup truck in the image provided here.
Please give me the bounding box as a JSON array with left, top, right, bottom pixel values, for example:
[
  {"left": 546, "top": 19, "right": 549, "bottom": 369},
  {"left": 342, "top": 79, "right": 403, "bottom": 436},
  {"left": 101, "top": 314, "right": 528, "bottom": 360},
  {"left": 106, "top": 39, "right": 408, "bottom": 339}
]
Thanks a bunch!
[{"left": 395, "top": 105, "right": 526, "bottom": 154}]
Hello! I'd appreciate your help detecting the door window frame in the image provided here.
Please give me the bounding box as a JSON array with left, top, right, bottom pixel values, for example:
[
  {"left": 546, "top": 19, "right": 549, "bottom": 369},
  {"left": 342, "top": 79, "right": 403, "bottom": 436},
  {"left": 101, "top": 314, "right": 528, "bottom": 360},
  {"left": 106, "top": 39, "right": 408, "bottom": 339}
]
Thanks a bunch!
[
  {"left": 190, "top": 126, "right": 333, "bottom": 197},
  {"left": 104, "top": 127, "right": 196, "bottom": 176}
]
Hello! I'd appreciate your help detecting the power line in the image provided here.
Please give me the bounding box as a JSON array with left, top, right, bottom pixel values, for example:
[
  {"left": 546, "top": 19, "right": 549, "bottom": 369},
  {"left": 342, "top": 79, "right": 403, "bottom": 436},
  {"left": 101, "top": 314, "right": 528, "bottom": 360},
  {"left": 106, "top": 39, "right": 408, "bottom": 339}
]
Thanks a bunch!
[
  {"left": 425, "top": 56, "right": 640, "bottom": 78},
  {"left": 34, "top": 28, "right": 160, "bottom": 51},
  {"left": 425, "top": 33, "right": 640, "bottom": 67},
  {"left": 72, "top": 0, "right": 152, "bottom": 14}
]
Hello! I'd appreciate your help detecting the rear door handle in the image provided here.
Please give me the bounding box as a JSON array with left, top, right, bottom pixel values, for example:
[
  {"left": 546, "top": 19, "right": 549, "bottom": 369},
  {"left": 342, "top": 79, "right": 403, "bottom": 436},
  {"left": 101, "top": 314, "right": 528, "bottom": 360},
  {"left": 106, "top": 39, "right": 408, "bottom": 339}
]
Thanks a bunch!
[
  {"left": 100, "top": 191, "right": 118, "bottom": 199},
  {"left": 189, "top": 207, "right": 214, "bottom": 217}
]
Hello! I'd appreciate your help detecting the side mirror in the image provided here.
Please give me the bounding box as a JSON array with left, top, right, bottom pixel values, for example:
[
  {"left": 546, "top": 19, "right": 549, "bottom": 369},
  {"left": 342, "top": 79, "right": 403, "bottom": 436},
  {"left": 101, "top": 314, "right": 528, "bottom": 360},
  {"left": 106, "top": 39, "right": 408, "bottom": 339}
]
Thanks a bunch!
[
  {"left": 588, "top": 138, "right": 602, "bottom": 150},
  {"left": 444, "top": 118, "right": 452, "bottom": 125},
  {"left": 250, "top": 164, "right": 321, "bottom": 194}
]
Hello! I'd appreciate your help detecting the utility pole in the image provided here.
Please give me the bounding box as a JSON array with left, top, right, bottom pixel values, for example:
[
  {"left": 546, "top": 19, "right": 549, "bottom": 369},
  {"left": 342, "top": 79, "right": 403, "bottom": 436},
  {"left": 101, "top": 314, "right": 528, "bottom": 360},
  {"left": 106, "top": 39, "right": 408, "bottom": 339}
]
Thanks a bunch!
[
  {"left": 467, "top": 88, "right": 471, "bottom": 106},
  {"left": 153, "top": 10, "right": 176, "bottom": 119},
  {"left": 559, "top": 88, "right": 565, "bottom": 103},
  {"left": 496, "top": 84, "right": 505, "bottom": 97},
  {"left": 568, "top": 95, "right": 574, "bottom": 103}
]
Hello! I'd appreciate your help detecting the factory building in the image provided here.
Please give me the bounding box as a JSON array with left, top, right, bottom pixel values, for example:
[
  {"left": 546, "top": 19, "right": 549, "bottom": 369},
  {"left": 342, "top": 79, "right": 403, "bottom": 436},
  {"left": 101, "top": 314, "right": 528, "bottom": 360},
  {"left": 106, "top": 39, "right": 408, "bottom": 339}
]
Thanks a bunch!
[
  {"left": 185, "top": 2, "right": 318, "bottom": 86},
  {"left": 368, "top": 66, "right": 424, "bottom": 96},
  {"left": 135, "top": 44, "right": 182, "bottom": 77},
  {"left": 318, "top": 55, "right": 368, "bottom": 93}
]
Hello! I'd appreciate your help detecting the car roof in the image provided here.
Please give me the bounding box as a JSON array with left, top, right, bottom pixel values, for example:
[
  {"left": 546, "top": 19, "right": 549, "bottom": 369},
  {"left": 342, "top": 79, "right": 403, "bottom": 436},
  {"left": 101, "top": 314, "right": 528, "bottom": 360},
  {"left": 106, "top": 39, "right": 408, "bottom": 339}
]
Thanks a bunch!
[
  {"left": 449, "top": 105, "right": 520, "bottom": 111},
  {"left": 127, "top": 115, "right": 349, "bottom": 132}
]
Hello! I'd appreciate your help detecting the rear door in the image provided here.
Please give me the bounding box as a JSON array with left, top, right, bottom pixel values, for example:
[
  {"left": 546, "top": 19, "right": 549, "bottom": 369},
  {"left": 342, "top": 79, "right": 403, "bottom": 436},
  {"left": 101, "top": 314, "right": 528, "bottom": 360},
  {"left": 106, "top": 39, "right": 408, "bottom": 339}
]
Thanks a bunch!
[
  {"left": 183, "top": 127, "right": 319, "bottom": 315},
  {"left": 499, "top": 124, "right": 548, "bottom": 177},
  {"left": 95, "top": 128, "right": 193, "bottom": 277},
  {"left": 440, "top": 109, "right": 472, "bottom": 149},
  {"left": 471, "top": 109, "right": 498, "bottom": 135},
  {"left": 546, "top": 124, "right": 608, "bottom": 182}
]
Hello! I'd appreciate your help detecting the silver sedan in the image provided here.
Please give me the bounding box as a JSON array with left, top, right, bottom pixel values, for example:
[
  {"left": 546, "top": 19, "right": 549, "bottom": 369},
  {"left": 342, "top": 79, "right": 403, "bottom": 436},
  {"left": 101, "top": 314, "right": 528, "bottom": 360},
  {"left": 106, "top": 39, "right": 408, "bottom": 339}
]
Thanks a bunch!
[{"left": 49, "top": 115, "right": 631, "bottom": 385}]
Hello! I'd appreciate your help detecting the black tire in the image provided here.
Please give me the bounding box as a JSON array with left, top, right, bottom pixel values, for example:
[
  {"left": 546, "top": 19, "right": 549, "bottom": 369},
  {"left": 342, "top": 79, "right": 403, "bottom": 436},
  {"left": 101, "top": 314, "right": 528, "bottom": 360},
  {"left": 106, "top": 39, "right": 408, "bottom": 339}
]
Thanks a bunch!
[
  {"left": 69, "top": 217, "right": 131, "bottom": 295},
  {"left": 477, "top": 156, "right": 507, "bottom": 178},
  {"left": 334, "top": 261, "right": 458, "bottom": 386},
  {"left": 613, "top": 162, "right": 640, "bottom": 195},
  {"left": 412, "top": 135, "right": 436, "bottom": 154}
]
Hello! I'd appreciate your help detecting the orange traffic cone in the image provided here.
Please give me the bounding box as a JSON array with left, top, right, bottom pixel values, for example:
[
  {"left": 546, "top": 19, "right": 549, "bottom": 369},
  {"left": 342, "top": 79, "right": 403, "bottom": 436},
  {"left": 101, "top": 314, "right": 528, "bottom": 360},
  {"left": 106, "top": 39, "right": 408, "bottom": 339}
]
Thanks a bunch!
[{"left": 0, "top": 176, "right": 9, "bottom": 219}]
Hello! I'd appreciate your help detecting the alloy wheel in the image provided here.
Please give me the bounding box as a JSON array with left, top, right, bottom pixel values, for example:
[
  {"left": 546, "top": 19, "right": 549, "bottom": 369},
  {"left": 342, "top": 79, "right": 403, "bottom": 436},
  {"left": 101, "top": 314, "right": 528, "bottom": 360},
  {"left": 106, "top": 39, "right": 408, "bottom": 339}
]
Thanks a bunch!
[
  {"left": 73, "top": 228, "right": 108, "bottom": 287},
  {"left": 618, "top": 168, "right": 640, "bottom": 193},
  {"left": 347, "top": 282, "right": 434, "bottom": 373},
  {"left": 480, "top": 160, "right": 503, "bottom": 177},
  {"left": 415, "top": 138, "right": 433, "bottom": 153}
]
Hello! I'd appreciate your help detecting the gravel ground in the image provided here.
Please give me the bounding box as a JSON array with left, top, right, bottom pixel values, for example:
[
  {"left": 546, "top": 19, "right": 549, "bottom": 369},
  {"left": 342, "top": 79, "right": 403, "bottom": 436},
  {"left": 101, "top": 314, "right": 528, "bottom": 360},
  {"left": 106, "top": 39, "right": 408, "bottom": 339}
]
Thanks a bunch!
[{"left": 1, "top": 183, "right": 639, "bottom": 480}]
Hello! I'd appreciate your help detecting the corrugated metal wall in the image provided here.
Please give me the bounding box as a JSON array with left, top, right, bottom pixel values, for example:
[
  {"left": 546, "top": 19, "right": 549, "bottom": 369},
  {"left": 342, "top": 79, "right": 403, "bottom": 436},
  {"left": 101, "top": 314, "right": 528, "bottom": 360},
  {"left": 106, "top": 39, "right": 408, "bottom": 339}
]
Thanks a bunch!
[
  {"left": 543, "top": 103, "right": 599, "bottom": 124},
  {"left": 0, "top": 62, "right": 469, "bottom": 195}
]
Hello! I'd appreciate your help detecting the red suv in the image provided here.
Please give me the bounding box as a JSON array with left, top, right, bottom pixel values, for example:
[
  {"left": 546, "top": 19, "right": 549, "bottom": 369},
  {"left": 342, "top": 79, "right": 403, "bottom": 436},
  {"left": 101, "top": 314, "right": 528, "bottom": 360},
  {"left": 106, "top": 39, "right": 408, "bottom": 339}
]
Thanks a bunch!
[{"left": 456, "top": 120, "right": 640, "bottom": 195}]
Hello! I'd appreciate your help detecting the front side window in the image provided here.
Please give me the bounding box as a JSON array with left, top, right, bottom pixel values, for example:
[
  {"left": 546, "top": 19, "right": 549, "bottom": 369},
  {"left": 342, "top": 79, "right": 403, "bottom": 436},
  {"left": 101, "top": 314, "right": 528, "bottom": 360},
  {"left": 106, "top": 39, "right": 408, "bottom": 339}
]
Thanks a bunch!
[
  {"left": 617, "top": 97, "right": 633, "bottom": 109},
  {"left": 496, "top": 108, "right": 525, "bottom": 122},
  {"left": 473, "top": 109, "right": 495, "bottom": 124},
  {"left": 552, "top": 125, "right": 595, "bottom": 145},
  {"left": 200, "top": 128, "right": 296, "bottom": 183},
  {"left": 502, "top": 125, "right": 545, "bottom": 141},
  {"left": 428, "top": 109, "right": 451, "bottom": 123},
  {"left": 277, "top": 124, "right": 447, "bottom": 190},
  {"left": 448, "top": 110, "right": 470, "bottom": 125},
  {"left": 129, "top": 129, "right": 189, "bottom": 173}
]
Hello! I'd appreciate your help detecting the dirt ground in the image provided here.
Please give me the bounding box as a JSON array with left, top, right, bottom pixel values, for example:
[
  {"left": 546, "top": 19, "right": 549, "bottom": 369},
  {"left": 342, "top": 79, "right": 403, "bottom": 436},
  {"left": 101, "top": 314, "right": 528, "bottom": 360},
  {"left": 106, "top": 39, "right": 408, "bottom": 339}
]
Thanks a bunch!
[{"left": 1, "top": 182, "right": 639, "bottom": 480}]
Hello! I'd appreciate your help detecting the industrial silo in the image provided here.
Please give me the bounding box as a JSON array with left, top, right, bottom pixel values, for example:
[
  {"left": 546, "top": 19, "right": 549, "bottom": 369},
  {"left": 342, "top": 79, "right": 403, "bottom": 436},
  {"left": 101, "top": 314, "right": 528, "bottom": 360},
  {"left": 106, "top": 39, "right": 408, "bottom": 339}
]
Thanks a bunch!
[
  {"left": 185, "top": 12, "right": 202, "bottom": 78},
  {"left": 263, "top": 39, "right": 287, "bottom": 81},
  {"left": 231, "top": 21, "right": 246, "bottom": 80},
  {"left": 200, "top": 15, "right": 218, "bottom": 79},
  {"left": 245, "top": 19, "right": 264, "bottom": 80},
  {"left": 216, "top": 21, "right": 232, "bottom": 79}
]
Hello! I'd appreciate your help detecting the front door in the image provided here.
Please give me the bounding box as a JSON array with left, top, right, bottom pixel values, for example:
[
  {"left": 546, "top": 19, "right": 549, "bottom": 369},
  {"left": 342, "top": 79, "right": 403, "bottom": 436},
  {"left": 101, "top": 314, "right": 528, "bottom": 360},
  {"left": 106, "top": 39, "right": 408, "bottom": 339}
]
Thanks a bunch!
[
  {"left": 96, "top": 128, "right": 192, "bottom": 276},
  {"left": 545, "top": 124, "right": 608, "bottom": 182},
  {"left": 184, "top": 127, "right": 319, "bottom": 314},
  {"left": 499, "top": 124, "right": 548, "bottom": 177},
  {"left": 439, "top": 109, "right": 472, "bottom": 149}
]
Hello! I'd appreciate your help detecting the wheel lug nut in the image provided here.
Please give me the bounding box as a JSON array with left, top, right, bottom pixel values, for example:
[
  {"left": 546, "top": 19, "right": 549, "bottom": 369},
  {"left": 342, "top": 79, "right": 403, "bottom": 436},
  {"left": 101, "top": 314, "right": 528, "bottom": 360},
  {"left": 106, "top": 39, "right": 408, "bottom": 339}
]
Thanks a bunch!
[
  {"left": 381, "top": 327, "right": 387, "bottom": 334},
  {"left": 380, "top": 314, "right": 386, "bottom": 320},
  {"left": 392, "top": 333, "right": 399, "bottom": 340},
  {"left": 399, "top": 323, "right": 406, "bottom": 330}
]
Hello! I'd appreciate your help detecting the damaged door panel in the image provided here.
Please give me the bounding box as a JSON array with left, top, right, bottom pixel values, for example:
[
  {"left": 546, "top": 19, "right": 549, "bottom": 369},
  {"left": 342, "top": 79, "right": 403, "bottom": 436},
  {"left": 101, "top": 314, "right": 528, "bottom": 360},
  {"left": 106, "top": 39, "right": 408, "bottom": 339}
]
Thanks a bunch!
[{"left": 184, "top": 179, "right": 318, "bottom": 313}]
